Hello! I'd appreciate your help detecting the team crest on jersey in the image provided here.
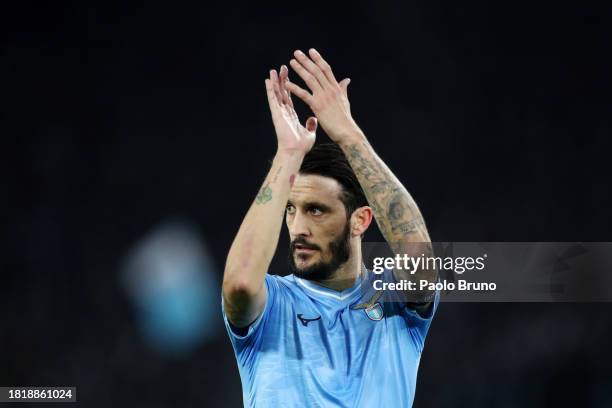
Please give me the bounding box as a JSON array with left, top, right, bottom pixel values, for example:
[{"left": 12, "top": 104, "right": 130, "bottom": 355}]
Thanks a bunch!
[
  {"left": 365, "top": 303, "right": 384, "bottom": 321},
  {"left": 352, "top": 290, "right": 384, "bottom": 321}
]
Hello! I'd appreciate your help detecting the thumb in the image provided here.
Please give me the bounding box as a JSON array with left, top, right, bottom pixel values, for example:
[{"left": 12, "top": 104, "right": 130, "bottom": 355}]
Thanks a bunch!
[
  {"left": 339, "top": 78, "right": 351, "bottom": 96},
  {"left": 305, "top": 116, "right": 318, "bottom": 133}
]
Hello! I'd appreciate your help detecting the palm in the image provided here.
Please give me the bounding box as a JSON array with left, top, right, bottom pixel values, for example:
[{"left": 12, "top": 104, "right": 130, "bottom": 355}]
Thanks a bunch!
[
  {"left": 265, "top": 66, "right": 316, "bottom": 154},
  {"left": 276, "top": 100, "right": 315, "bottom": 152}
]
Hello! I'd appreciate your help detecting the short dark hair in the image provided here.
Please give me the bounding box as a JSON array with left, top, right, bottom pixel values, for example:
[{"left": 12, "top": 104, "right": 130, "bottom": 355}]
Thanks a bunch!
[{"left": 299, "top": 143, "right": 368, "bottom": 217}]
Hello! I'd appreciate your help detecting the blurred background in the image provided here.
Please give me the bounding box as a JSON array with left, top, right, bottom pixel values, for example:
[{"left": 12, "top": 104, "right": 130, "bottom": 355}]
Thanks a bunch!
[{"left": 2, "top": 0, "right": 611, "bottom": 406}]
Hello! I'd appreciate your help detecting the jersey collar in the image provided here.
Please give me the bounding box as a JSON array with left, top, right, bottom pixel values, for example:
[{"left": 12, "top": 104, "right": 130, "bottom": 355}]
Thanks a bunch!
[{"left": 294, "top": 274, "right": 364, "bottom": 302}]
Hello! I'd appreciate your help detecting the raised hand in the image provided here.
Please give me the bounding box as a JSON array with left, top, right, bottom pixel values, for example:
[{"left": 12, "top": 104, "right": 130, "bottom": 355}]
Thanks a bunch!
[
  {"left": 286, "top": 49, "right": 361, "bottom": 145},
  {"left": 265, "top": 65, "right": 317, "bottom": 155}
]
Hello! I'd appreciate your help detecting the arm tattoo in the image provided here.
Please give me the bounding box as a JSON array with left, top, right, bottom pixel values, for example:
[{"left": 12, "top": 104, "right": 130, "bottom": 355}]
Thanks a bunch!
[
  {"left": 345, "top": 142, "right": 430, "bottom": 246},
  {"left": 255, "top": 165, "right": 283, "bottom": 205},
  {"left": 255, "top": 184, "right": 272, "bottom": 204},
  {"left": 392, "top": 217, "right": 425, "bottom": 234},
  {"left": 271, "top": 166, "right": 282, "bottom": 183},
  {"left": 345, "top": 140, "right": 436, "bottom": 296}
]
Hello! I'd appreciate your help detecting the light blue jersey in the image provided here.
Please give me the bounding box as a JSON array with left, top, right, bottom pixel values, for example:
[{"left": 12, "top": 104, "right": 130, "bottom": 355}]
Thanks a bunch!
[{"left": 222, "top": 269, "right": 439, "bottom": 408}]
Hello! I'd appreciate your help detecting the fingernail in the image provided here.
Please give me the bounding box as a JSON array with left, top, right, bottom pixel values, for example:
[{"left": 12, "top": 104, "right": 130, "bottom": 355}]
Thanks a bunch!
[
  {"left": 310, "top": 48, "right": 318, "bottom": 54},
  {"left": 295, "top": 50, "right": 303, "bottom": 56}
]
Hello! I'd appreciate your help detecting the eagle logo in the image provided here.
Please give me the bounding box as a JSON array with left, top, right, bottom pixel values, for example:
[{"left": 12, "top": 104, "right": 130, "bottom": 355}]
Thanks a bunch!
[{"left": 352, "top": 290, "right": 384, "bottom": 321}]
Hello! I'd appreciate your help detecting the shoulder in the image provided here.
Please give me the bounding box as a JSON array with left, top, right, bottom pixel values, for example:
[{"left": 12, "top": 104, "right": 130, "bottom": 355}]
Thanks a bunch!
[
  {"left": 267, "top": 273, "right": 295, "bottom": 284},
  {"left": 266, "top": 273, "right": 297, "bottom": 289},
  {"left": 265, "top": 273, "right": 302, "bottom": 299}
]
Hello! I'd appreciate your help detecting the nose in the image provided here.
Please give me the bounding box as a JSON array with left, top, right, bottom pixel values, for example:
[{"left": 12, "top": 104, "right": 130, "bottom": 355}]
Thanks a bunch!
[{"left": 288, "top": 209, "right": 311, "bottom": 239}]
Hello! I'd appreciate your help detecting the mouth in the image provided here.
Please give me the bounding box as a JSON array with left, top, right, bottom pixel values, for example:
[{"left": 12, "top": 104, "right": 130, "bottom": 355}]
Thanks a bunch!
[{"left": 294, "top": 243, "right": 318, "bottom": 254}]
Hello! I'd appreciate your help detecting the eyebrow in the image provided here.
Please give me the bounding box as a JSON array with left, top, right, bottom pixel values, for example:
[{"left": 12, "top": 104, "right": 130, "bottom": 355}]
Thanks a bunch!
[{"left": 287, "top": 200, "right": 333, "bottom": 212}]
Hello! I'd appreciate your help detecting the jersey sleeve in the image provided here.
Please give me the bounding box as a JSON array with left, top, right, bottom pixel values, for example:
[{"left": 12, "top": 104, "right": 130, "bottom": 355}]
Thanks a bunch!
[
  {"left": 377, "top": 267, "right": 440, "bottom": 352},
  {"left": 401, "top": 288, "right": 440, "bottom": 352},
  {"left": 221, "top": 274, "right": 281, "bottom": 356}
]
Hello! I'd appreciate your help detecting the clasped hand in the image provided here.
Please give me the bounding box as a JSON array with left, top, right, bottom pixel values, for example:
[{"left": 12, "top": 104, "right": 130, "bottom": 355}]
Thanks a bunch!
[{"left": 265, "top": 48, "right": 361, "bottom": 156}]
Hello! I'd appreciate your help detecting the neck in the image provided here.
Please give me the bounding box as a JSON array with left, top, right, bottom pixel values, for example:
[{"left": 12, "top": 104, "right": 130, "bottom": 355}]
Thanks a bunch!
[{"left": 312, "top": 242, "right": 364, "bottom": 292}]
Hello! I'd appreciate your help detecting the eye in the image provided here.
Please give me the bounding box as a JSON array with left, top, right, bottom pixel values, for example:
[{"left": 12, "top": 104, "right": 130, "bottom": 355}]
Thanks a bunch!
[
  {"left": 286, "top": 204, "right": 295, "bottom": 214},
  {"left": 309, "top": 207, "right": 323, "bottom": 216}
]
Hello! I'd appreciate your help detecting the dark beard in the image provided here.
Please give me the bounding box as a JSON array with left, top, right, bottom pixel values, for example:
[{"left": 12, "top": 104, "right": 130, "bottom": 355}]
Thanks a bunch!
[{"left": 288, "top": 222, "right": 351, "bottom": 281}]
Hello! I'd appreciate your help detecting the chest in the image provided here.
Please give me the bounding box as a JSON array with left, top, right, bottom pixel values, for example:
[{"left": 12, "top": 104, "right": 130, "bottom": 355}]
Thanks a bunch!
[{"left": 264, "top": 300, "right": 411, "bottom": 365}]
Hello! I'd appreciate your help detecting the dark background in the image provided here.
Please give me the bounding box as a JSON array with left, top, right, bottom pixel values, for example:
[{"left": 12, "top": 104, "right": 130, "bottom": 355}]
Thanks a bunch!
[{"left": 3, "top": 0, "right": 611, "bottom": 406}]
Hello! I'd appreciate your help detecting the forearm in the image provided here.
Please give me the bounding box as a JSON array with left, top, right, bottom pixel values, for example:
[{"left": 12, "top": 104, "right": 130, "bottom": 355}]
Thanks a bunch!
[
  {"left": 339, "top": 132, "right": 429, "bottom": 245},
  {"left": 223, "top": 151, "right": 303, "bottom": 301},
  {"left": 339, "top": 131, "right": 436, "bottom": 287}
]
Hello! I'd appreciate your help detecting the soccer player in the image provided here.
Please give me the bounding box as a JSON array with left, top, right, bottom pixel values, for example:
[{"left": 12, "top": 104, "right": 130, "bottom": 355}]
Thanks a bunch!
[{"left": 222, "top": 48, "right": 439, "bottom": 407}]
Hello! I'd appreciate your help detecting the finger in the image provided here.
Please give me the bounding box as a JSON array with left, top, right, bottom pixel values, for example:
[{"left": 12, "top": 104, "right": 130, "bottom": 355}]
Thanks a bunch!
[
  {"left": 294, "top": 49, "right": 329, "bottom": 89},
  {"left": 339, "top": 78, "right": 351, "bottom": 97},
  {"left": 270, "top": 69, "right": 284, "bottom": 105},
  {"left": 279, "top": 65, "right": 294, "bottom": 108},
  {"left": 265, "top": 78, "right": 279, "bottom": 116},
  {"left": 308, "top": 48, "right": 338, "bottom": 84},
  {"left": 290, "top": 57, "right": 322, "bottom": 94},
  {"left": 279, "top": 65, "right": 288, "bottom": 105},
  {"left": 286, "top": 79, "right": 314, "bottom": 107},
  {"left": 305, "top": 116, "right": 318, "bottom": 133}
]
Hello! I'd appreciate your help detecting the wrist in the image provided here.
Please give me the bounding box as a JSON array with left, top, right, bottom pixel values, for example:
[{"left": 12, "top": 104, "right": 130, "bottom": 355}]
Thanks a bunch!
[
  {"left": 336, "top": 127, "right": 367, "bottom": 149},
  {"left": 274, "top": 149, "right": 306, "bottom": 165}
]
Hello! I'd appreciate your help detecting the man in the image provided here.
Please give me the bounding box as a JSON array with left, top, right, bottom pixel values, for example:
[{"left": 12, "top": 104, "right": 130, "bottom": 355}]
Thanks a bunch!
[{"left": 222, "top": 48, "right": 439, "bottom": 407}]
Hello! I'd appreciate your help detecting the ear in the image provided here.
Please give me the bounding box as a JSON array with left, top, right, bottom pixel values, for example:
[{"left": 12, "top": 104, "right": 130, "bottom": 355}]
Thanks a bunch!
[{"left": 350, "top": 206, "right": 373, "bottom": 237}]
